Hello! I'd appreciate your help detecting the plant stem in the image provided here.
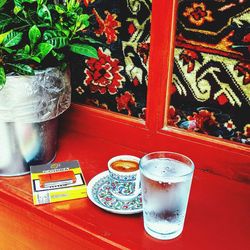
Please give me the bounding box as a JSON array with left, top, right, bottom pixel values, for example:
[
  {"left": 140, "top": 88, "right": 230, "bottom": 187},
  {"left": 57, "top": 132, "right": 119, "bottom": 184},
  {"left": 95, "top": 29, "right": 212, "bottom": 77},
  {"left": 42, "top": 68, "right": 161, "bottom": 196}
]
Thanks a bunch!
[
  {"left": 16, "top": 15, "right": 31, "bottom": 26},
  {"left": 15, "top": 25, "right": 31, "bottom": 31}
]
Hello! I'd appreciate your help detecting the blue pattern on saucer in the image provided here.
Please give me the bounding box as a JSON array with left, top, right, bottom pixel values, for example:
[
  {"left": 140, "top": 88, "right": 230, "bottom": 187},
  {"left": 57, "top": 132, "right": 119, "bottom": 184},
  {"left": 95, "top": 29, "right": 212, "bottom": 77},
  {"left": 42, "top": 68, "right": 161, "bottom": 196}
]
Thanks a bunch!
[{"left": 87, "top": 171, "right": 142, "bottom": 214}]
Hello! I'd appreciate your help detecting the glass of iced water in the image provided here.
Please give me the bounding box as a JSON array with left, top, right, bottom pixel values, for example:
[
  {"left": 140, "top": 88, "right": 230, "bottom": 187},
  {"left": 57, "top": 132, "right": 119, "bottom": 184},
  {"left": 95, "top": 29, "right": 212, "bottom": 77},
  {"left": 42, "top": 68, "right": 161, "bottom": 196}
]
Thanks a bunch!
[{"left": 139, "top": 151, "right": 194, "bottom": 240}]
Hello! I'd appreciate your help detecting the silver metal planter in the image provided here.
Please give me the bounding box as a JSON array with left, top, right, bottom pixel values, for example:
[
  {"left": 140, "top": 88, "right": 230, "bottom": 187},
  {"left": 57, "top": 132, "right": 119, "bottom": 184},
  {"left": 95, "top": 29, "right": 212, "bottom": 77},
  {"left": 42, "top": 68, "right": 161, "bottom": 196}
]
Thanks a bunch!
[
  {"left": 0, "top": 68, "right": 71, "bottom": 176},
  {"left": 0, "top": 119, "right": 58, "bottom": 176}
]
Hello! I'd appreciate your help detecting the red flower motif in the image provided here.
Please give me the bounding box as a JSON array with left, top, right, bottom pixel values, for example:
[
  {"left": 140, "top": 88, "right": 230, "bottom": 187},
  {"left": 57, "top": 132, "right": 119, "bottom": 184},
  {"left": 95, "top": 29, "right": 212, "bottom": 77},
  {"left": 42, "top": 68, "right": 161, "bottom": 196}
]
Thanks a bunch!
[
  {"left": 234, "top": 62, "right": 250, "bottom": 85},
  {"left": 217, "top": 94, "right": 229, "bottom": 105},
  {"left": 170, "top": 83, "right": 177, "bottom": 95},
  {"left": 242, "top": 33, "right": 250, "bottom": 43},
  {"left": 132, "top": 77, "right": 140, "bottom": 86},
  {"left": 83, "top": 0, "right": 95, "bottom": 7},
  {"left": 183, "top": 3, "right": 214, "bottom": 26},
  {"left": 168, "top": 106, "right": 181, "bottom": 127},
  {"left": 180, "top": 49, "right": 201, "bottom": 73},
  {"left": 242, "top": 33, "right": 250, "bottom": 53},
  {"left": 128, "top": 23, "right": 136, "bottom": 36},
  {"left": 137, "top": 42, "right": 150, "bottom": 65},
  {"left": 187, "top": 109, "right": 217, "bottom": 131},
  {"left": 83, "top": 48, "right": 125, "bottom": 94},
  {"left": 93, "top": 9, "right": 121, "bottom": 44},
  {"left": 116, "top": 91, "right": 136, "bottom": 115}
]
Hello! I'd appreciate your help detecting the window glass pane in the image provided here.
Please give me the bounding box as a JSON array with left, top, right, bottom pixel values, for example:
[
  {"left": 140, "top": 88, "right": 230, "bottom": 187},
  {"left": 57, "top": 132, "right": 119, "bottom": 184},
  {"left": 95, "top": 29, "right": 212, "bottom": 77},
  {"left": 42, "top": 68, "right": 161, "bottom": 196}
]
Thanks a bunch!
[
  {"left": 168, "top": 0, "right": 250, "bottom": 145},
  {"left": 71, "top": 0, "right": 151, "bottom": 119}
]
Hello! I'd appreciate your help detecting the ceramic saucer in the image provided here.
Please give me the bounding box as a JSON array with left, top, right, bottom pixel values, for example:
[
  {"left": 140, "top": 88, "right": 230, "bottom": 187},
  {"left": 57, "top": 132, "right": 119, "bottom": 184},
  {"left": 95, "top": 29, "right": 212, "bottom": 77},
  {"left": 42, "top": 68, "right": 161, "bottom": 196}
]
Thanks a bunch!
[{"left": 87, "top": 171, "right": 142, "bottom": 215}]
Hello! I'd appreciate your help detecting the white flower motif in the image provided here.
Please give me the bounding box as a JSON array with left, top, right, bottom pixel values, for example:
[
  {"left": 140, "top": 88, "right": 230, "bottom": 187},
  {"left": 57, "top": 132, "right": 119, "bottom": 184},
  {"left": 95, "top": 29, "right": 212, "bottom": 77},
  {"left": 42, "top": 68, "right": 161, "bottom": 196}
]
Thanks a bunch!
[{"left": 224, "top": 119, "right": 236, "bottom": 131}]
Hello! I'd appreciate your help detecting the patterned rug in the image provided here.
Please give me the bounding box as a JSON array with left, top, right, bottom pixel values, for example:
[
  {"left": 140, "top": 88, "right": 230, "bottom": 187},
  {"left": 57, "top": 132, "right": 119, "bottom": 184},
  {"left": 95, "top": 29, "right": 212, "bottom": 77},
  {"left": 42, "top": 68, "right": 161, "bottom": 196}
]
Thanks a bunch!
[{"left": 169, "top": 0, "right": 250, "bottom": 145}]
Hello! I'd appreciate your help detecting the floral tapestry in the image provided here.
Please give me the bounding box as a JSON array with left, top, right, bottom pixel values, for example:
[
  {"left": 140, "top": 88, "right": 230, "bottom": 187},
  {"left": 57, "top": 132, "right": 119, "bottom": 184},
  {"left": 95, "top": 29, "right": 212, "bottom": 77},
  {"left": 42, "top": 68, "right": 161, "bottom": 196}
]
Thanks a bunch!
[
  {"left": 71, "top": 0, "right": 151, "bottom": 118},
  {"left": 169, "top": 0, "right": 250, "bottom": 145}
]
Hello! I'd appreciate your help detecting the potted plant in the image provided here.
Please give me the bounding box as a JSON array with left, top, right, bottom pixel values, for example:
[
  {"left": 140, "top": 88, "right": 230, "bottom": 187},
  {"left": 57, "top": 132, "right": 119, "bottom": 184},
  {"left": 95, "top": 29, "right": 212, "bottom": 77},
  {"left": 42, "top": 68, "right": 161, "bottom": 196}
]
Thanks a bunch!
[{"left": 0, "top": 0, "right": 99, "bottom": 176}]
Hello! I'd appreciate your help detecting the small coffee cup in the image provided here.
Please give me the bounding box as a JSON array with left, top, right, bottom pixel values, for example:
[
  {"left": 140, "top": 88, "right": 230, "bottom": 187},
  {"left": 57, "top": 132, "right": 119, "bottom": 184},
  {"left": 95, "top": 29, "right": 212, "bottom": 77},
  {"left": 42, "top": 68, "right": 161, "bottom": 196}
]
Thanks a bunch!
[{"left": 108, "top": 155, "right": 141, "bottom": 201}]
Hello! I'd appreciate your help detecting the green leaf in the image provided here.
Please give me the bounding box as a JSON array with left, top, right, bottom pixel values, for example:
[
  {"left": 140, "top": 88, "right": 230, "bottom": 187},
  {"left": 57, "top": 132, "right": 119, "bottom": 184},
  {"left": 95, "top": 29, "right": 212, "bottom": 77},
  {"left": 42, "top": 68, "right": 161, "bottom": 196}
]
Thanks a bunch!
[
  {"left": 47, "top": 37, "right": 68, "bottom": 49},
  {"left": 67, "top": 12, "right": 78, "bottom": 26},
  {"left": 0, "top": 66, "right": 6, "bottom": 89},
  {"left": 3, "top": 31, "right": 23, "bottom": 47},
  {"left": 0, "top": 14, "right": 12, "bottom": 29},
  {"left": 14, "top": 0, "right": 36, "bottom": 7},
  {"left": 37, "top": 4, "right": 52, "bottom": 25},
  {"left": 0, "top": 30, "right": 11, "bottom": 44},
  {"left": 55, "top": 23, "right": 65, "bottom": 33},
  {"left": 52, "top": 50, "right": 65, "bottom": 61},
  {"left": 14, "top": 6, "right": 23, "bottom": 15},
  {"left": 9, "top": 63, "right": 34, "bottom": 75},
  {"left": 59, "top": 62, "right": 67, "bottom": 72},
  {"left": 24, "top": 44, "right": 30, "bottom": 53},
  {"left": 36, "top": 42, "right": 53, "bottom": 60},
  {"left": 67, "top": 0, "right": 80, "bottom": 11},
  {"left": 76, "top": 14, "right": 90, "bottom": 30},
  {"left": 14, "top": 51, "right": 41, "bottom": 63},
  {"left": 0, "top": 0, "right": 7, "bottom": 9},
  {"left": 28, "top": 25, "right": 41, "bottom": 46},
  {"left": 80, "top": 36, "right": 104, "bottom": 45},
  {"left": 0, "top": 46, "right": 13, "bottom": 54},
  {"left": 43, "top": 30, "right": 63, "bottom": 40},
  {"left": 69, "top": 44, "right": 98, "bottom": 58},
  {"left": 37, "top": 0, "right": 44, "bottom": 6},
  {"left": 61, "top": 29, "right": 70, "bottom": 37},
  {"left": 15, "top": 46, "right": 30, "bottom": 60},
  {"left": 14, "top": 51, "right": 26, "bottom": 61},
  {"left": 29, "top": 56, "right": 41, "bottom": 63},
  {"left": 55, "top": 5, "right": 65, "bottom": 14}
]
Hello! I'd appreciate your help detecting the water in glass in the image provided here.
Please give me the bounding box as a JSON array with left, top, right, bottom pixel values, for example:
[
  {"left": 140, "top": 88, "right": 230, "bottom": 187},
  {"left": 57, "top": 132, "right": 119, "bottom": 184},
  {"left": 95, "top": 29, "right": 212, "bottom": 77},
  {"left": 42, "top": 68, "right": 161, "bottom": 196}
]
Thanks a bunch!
[{"left": 140, "top": 157, "right": 193, "bottom": 240}]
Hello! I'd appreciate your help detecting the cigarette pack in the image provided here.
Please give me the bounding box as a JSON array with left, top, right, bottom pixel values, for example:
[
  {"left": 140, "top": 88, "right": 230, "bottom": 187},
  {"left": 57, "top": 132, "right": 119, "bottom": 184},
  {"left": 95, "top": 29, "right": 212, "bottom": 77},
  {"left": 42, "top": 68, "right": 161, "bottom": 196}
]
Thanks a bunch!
[{"left": 30, "top": 160, "right": 87, "bottom": 205}]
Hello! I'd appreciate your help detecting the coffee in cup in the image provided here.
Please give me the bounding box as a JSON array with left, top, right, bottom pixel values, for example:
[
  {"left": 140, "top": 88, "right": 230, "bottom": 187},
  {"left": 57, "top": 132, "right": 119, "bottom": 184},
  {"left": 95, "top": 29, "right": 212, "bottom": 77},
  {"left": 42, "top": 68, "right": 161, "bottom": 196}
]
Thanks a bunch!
[{"left": 110, "top": 159, "right": 139, "bottom": 172}]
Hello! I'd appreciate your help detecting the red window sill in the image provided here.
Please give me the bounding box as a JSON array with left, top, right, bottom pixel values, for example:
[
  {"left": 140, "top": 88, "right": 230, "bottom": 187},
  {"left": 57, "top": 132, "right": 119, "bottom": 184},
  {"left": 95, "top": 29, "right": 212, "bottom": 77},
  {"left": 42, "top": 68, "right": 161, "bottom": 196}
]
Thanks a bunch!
[{"left": 0, "top": 128, "right": 249, "bottom": 250}]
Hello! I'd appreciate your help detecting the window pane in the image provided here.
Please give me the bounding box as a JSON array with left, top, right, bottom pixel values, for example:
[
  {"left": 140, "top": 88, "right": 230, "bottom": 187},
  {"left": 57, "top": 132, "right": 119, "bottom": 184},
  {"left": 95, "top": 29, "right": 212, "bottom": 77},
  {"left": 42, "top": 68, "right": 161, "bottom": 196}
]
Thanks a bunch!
[
  {"left": 168, "top": 0, "right": 250, "bottom": 145},
  {"left": 71, "top": 0, "right": 151, "bottom": 119}
]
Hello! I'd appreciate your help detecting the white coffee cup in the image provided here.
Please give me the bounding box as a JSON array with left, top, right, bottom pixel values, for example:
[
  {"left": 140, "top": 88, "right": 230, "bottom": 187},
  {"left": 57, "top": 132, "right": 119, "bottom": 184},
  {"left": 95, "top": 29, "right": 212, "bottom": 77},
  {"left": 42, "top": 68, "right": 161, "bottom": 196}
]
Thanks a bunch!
[{"left": 108, "top": 155, "right": 141, "bottom": 201}]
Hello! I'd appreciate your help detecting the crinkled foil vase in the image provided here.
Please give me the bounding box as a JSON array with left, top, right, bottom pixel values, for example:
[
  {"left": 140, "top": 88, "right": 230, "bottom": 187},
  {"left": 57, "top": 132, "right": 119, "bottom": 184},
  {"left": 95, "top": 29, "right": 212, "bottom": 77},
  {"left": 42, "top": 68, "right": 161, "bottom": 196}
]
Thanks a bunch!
[
  {"left": 0, "top": 68, "right": 71, "bottom": 176},
  {"left": 0, "top": 67, "right": 71, "bottom": 123}
]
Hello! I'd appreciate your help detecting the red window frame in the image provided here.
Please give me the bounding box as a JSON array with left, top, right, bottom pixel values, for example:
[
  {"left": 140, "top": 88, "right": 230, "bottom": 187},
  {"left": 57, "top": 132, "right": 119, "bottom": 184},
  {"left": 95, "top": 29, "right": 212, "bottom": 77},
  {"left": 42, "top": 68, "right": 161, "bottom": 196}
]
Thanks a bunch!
[{"left": 64, "top": 0, "right": 250, "bottom": 183}]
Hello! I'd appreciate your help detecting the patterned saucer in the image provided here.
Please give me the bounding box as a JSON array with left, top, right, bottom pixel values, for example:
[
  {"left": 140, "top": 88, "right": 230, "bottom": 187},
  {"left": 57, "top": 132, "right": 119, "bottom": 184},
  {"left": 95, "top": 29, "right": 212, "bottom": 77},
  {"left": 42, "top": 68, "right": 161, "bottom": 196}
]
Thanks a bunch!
[{"left": 87, "top": 171, "right": 142, "bottom": 215}]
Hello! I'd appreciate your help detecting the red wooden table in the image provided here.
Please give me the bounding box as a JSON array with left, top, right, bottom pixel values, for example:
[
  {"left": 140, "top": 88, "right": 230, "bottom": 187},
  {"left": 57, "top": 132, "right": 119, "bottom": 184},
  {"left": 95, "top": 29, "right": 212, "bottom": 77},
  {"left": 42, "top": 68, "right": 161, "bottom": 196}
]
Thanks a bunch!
[{"left": 0, "top": 129, "right": 249, "bottom": 250}]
